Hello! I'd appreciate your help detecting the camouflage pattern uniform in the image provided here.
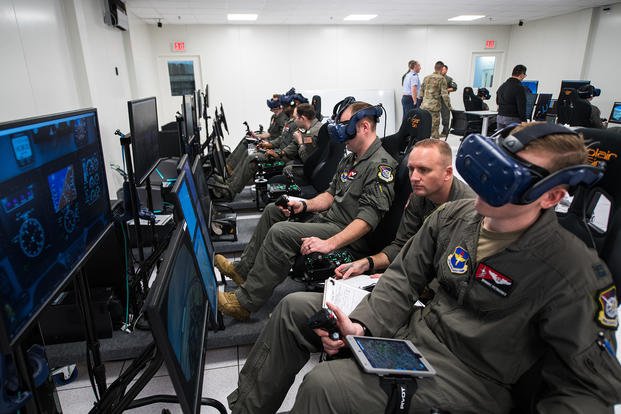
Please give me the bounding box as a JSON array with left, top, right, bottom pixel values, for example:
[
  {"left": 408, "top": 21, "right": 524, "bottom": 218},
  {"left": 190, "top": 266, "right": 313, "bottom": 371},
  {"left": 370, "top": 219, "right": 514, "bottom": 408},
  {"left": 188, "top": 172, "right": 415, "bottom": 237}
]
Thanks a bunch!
[{"left": 420, "top": 73, "right": 451, "bottom": 138}]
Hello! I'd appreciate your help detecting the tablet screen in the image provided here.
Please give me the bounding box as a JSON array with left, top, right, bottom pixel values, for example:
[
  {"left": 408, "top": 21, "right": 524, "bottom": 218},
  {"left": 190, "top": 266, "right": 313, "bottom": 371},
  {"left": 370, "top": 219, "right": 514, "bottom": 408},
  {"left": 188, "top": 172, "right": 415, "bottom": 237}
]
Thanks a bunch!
[{"left": 353, "top": 337, "right": 428, "bottom": 372}]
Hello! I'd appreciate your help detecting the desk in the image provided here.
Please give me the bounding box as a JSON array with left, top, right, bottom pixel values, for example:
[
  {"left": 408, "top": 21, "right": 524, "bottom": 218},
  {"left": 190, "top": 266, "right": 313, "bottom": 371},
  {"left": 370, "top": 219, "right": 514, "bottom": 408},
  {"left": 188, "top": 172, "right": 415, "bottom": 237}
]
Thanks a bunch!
[{"left": 463, "top": 110, "right": 498, "bottom": 136}]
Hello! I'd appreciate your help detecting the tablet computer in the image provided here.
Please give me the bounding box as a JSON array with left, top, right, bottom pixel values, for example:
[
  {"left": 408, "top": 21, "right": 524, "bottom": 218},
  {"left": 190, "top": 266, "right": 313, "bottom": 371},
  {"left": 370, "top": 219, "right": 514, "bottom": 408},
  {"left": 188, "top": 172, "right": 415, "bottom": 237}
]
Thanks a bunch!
[{"left": 346, "top": 336, "right": 436, "bottom": 377}]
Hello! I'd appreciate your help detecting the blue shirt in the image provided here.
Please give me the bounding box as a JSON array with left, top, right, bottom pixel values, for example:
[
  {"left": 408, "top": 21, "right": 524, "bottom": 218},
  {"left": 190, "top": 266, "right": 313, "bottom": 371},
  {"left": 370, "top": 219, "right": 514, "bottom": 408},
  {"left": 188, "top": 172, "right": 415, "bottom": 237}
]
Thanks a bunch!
[{"left": 402, "top": 71, "right": 420, "bottom": 97}]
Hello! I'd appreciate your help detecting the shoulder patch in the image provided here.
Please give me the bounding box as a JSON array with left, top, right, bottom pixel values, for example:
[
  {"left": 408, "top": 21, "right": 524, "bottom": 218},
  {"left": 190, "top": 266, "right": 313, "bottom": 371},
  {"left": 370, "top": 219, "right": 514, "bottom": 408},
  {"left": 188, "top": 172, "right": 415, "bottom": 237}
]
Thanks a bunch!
[
  {"left": 596, "top": 285, "right": 618, "bottom": 329},
  {"left": 377, "top": 164, "right": 394, "bottom": 183}
]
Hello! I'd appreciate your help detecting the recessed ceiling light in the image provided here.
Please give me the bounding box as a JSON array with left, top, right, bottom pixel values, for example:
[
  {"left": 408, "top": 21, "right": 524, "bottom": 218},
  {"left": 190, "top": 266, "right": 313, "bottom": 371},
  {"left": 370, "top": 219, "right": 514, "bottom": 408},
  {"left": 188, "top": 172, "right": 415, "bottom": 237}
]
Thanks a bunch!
[
  {"left": 227, "top": 13, "right": 258, "bottom": 21},
  {"left": 344, "top": 14, "right": 377, "bottom": 21},
  {"left": 448, "top": 15, "right": 485, "bottom": 21}
]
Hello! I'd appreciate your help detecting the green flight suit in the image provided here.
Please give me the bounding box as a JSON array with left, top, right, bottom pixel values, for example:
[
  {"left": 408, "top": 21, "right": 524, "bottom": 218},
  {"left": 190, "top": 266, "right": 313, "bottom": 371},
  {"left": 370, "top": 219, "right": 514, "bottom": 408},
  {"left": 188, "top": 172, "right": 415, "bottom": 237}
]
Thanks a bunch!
[
  {"left": 229, "top": 199, "right": 621, "bottom": 413},
  {"left": 233, "top": 138, "right": 397, "bottom": 312},
  {"left": 421, "top": 73, "right": 451, "bottom": 138},
  {"left": 281, "top": 118, "right": 323, "bottom": 180}
]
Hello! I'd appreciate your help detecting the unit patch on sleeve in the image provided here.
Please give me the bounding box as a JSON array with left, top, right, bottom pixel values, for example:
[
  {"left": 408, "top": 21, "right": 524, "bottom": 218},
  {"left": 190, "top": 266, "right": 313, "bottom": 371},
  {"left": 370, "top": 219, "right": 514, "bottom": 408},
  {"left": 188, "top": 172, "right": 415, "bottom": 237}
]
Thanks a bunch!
[
  {"left": 596, "top": 285, "right": 618, "bottom": 329},
  {"left": 475, "top": 263, "right": 513, "bottom": 297},
  {"left": 377, "top": 165, "right": 394, "bottom": 183},
  {"left": 447, "top": 246, "right": 470, "bottom": 274}
]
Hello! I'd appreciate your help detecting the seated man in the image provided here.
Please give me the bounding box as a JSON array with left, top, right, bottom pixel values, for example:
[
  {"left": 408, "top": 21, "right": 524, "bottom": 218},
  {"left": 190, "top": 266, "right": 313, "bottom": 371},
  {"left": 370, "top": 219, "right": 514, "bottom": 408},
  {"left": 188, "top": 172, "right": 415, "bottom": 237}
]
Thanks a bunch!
[
  {"left": 577, "top": 84, "right": 605, "bottom": 129},
  {"left": 334, "top": 138, "right": 473, "bottom": 279},
  {"left": 227, "top": 122, "right": 621, "bottom": 413},
  {"left": 226, "top": 94, "right": 288, "bottom": 175},
  {"left": 216, "top": 101, "right": 398, "bottom": 320}
]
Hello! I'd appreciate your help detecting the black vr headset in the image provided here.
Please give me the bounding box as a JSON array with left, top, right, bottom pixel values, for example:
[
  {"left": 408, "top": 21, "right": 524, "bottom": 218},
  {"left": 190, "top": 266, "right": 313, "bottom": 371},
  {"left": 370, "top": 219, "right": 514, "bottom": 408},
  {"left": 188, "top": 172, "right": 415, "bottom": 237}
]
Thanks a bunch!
[
  {"left": 456, "top": 123, "right": 604, "bottom": 207},
  {"left": 477, "top": 88, "right": 491, "bottom": 100},
  {"left": 577, "top": 84, "right": 601, "bottom": 99},
  {"left": 327, "top": 100, "right": 384, "bottom": 143}
]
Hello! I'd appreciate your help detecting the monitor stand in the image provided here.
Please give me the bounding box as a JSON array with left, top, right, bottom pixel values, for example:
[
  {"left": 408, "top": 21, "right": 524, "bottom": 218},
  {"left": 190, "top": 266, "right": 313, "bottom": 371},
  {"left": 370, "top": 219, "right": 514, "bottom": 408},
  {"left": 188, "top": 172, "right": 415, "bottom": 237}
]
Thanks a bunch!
[{"left": 89, "top": 341, "right": 226, "bottom": 414}]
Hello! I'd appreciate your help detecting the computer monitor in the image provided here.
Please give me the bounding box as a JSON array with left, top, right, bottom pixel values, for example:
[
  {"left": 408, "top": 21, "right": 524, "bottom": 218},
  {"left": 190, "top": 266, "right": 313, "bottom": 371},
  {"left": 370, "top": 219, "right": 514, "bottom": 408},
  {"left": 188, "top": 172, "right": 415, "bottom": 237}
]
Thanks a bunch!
[
  {"left": 0, "top": 109, "right": 113, "bottom": 351},
  {"left": 525, "top": 93, "right": 538, "bottom": 121},
  {"left": 191, "top": 156, "right": 212, "bottom": 230},
  {"left": 171, "top": 169, "right": 217, "bottom": 323},
  {"left": 548, "top": 99, "right": 558, "bottom": 116},
  {"left": 559, "top": 80, "right": 590, "bottom": 98},
  {"left": 144, "top": 224, "right": 208, "bottom": 414},
  {"left": 608, "top": 102, "right": 621, "bottom": 125},
  {"left": 522, "top": 80, "right": 539, "bottom": 95},
  {"left": 182, "top": 95, "right": 195, "bottom": 145},
  {"left": 532, "top": 93, "right": 553, "bottom": 121},
  {"left": 128, "top": 97, "right": 160, "bottom": 185}
]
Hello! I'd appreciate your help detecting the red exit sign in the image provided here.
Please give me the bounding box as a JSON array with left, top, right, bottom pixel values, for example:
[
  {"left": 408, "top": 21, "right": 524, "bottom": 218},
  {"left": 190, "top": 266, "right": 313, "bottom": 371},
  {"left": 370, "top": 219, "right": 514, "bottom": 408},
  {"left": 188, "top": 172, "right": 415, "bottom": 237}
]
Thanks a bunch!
[
  {"left": 485, "top": 39, "right": 495, "bottom": 49},
  {"left": 173, "top": 41, "right": 185, "bottom": 52}
]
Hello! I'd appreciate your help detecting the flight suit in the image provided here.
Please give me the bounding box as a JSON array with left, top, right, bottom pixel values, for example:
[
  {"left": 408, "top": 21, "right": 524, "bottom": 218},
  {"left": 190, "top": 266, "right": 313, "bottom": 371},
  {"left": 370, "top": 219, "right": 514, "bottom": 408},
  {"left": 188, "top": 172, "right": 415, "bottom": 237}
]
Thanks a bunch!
[
  {"left": 281, "top": 118, "right": 322, "bottom": 180},
  {"left": 226, "top": 119, "right": 297, "bottom": 195},
  {"left": 229, "top": 199, "right": 621, "bottom": 414},
  {"left": 233, "top": 138, "right": 397, "bottom": 312},
  {"left": 440, "top": 74, "right": 457, "bottom": 135},
  {"left": 421, "top": 73, "right": 451, "bottom": 138},
  {"left": 381, "top": 177, "right": 473, "bottom": 261}
]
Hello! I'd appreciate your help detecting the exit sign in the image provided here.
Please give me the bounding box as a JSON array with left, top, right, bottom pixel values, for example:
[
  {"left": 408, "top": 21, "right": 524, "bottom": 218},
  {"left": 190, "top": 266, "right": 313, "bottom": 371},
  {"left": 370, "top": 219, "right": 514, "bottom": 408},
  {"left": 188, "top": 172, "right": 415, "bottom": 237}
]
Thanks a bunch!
[
  {"left": 173, "top": 41, "right": 185, "bottom": 52},
  {"left": 485, "top": 39, "right": 496, "bottom": 49}
]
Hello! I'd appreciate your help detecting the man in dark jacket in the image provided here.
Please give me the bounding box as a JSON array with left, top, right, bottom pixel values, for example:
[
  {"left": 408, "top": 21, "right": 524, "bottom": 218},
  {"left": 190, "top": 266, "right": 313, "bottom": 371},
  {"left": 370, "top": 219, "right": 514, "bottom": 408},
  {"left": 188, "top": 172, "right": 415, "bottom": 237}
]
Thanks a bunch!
[{"left": 496, "top": 64, "right": 527, "bottom": 129}]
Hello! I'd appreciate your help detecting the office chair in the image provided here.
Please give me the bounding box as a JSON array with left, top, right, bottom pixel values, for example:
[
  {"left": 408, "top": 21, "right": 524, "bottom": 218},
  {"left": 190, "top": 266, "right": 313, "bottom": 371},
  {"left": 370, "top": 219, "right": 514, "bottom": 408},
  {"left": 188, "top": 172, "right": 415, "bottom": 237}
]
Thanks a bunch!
[{"left": 557, "top": 88, "right": 593, "bottom": 127}]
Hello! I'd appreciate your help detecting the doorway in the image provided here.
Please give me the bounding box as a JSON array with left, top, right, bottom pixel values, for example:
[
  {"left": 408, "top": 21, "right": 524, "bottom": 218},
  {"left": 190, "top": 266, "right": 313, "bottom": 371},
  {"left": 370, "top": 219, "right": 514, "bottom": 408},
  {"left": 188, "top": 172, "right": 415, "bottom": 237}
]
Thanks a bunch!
[{"left": 470, "top": 52, "right": 504, "bottom": 109}]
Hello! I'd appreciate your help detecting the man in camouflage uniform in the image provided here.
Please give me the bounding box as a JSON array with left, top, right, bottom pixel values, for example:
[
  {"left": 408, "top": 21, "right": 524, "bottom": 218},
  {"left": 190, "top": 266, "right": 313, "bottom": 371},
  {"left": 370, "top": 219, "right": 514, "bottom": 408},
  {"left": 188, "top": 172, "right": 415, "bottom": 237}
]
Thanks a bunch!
[
  {"left": 440, "top": 64, "right": 457, "bottom": 137},
  {"left": 421, "top": 61, "right": 451, "bottom": 139}
]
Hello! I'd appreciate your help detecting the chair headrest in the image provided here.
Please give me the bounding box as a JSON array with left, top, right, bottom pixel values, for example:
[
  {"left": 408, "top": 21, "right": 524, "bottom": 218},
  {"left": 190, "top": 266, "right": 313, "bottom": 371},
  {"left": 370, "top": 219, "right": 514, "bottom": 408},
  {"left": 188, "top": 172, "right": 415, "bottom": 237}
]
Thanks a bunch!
[{"left": 579, "top": 128, "right": 621, "bottom": 201}]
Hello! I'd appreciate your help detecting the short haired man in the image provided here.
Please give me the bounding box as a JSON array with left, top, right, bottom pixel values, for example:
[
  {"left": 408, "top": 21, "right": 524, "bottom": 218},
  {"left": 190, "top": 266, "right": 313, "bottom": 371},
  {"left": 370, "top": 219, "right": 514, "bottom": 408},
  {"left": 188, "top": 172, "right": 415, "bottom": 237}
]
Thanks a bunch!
[
  {"left": 226, "top": 123, "right": 620, "bottom": 413},
  {"left": 420, "top": 61, "right": 451, "bottom": 139},
  {"left": 217, "top": 101, "right": 398, "bottom": 321},
  {"left": 440, "top": 64, "right": 457, "bottom": 137},
  {"left": 334, "top": 138, "right": 473, "bottom": 278},
  {"left": 401, "top": 60, "right": 422, "bottom": 121},
  {"left": 496, "top": 64, "right": 528, "bottom": 130}
]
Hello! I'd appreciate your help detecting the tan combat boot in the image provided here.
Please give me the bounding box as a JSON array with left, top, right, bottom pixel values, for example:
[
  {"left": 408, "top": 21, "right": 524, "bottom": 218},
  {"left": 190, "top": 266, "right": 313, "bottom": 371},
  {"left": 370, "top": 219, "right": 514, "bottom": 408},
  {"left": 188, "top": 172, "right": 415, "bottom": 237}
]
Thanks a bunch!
[
  {"left": 218, "top": 291, "right": 250, "bottom": 321},
  {"left": 214, "top": 255, "right": 246, "bottom": 286}
]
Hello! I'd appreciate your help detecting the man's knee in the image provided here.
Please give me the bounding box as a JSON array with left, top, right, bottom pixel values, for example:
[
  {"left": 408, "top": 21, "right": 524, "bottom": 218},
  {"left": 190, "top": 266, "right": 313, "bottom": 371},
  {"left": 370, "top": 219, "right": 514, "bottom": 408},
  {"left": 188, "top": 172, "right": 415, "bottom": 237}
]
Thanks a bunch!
[
  {"left": 297, "top": 362, "right": 340, "bottom": 401},
  {"left": 276, "top": 292, "right": 322, "bottom": 324},
  {"left": 267, "top": 221, "right": 300, "bottom": 245}
]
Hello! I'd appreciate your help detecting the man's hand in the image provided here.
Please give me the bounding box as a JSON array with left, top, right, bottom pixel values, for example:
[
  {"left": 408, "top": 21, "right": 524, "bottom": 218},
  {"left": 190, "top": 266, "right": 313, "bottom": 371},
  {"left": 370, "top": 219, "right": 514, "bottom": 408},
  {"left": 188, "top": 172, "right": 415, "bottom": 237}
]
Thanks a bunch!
[
  {"left": 265, "top": 149, "right": 278, "bottom": 158},
  {"left": 334, "top": 259, "right": 369, "bottom": 279},
  {"left": 293, "top": 130, "right": 303, "bottom": 145},
  {"left": 257, "top": 140, "right": 272, "bottom": 149},
  {"left": 313, "top": 302, "right": 365, "bottom": 356},
  {"left": 300, "top": 236, "right": 334, "bottom": 255}
]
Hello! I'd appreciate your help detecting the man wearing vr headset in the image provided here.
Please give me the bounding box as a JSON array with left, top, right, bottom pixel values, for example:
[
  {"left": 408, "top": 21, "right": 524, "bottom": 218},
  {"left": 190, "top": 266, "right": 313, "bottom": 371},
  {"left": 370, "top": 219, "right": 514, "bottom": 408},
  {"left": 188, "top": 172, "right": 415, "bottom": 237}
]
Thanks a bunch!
[
  {"left": 226, "top": 122, "right": 620, "bottom": 413},
  {"left": 577, "top": 84, "right": 605, "bottom": 129},
  {"left": 217, "top": 101, "right": 397, "bottom": 321},
  {"left": 333, "top": 138, "right": 473, "bottom": 279}
]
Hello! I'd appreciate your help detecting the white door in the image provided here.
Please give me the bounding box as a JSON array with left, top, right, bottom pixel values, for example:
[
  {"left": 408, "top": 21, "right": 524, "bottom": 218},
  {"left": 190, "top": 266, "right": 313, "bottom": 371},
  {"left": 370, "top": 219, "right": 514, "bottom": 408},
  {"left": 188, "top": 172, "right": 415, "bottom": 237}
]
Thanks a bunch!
[
  {"left": 470, "top": 52, "right": 504, "bottom": 110},
  {"left": 157, "top": 55, "right": 203, "bottom": 127}
]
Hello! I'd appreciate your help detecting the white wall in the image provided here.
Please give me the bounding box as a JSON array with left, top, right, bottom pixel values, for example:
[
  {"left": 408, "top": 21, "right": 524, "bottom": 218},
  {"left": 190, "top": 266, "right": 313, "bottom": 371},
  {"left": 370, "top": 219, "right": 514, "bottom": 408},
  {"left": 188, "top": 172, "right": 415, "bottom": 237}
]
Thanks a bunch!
[
  {"left": 505, "top": 9, "right": 594, "bottom": 97},
  {"left": 582, "top": 4, "right": 621, "bottom": 117},
  {"left": 145, "top": 24, "right": 512, "bottom": 148}
]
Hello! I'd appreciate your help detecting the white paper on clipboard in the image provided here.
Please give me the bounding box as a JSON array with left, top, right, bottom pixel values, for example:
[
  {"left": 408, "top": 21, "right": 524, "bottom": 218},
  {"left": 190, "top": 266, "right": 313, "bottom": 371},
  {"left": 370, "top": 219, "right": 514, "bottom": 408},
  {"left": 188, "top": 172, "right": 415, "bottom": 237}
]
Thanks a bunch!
[{"left": 322, "top": 277, "right": 371, "bottom": 316}]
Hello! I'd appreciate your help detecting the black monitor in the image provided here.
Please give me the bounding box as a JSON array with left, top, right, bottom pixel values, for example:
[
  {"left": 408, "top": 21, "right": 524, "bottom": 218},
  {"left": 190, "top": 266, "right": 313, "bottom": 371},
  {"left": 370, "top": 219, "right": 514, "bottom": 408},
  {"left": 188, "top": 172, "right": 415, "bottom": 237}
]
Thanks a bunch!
[
  {"left": 191, "top": 156, "right": 212, "bottom": 230},
  {"left": 0, "top": 109, "right": 113, "bottom": 351},
  {"left": 182, "top": 95, "right": 195, "bottom": 145},
  {"left": 144, "top": 224, "right": 208, "bottom": 414},
  {"left": 128, "top": 97, "right": 160, "bottom": 185},
  {"left": 532, "top": 93, "right": 553, "bottom": 121},
  {"left": 171, "top": 169, "right": 217, "bottom": 323},
  {"left": 522, "top": 80, "right": 538, "bottom": 95},
  {"left": 608, "top": 102, "right": 621, "bottom": 125},
  {"left": 548, "top": 98, "right": 558, "bottom": 116},
  {"left": 559, "top": 80, "right": 590, "bottom": 99},
  {"left": 525, "top": 92, "right": 538, "bottom": 121}
]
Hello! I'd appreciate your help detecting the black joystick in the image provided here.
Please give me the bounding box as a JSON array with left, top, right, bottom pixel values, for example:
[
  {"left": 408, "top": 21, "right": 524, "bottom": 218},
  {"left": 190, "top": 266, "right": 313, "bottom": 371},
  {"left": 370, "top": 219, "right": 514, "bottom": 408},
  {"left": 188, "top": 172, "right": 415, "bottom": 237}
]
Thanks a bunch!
[{"left": 308, "top": 308, "right": 340, "bottom": 340}]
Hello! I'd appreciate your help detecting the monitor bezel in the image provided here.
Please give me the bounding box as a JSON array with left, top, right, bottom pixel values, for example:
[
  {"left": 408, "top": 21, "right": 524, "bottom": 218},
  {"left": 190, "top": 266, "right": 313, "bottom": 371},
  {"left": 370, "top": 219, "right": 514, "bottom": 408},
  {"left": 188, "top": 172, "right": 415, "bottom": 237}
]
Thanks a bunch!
[
  {"left": 0, "top": 108, "right": 114, "bottom": 352},
  {"left": 144, "top": 223, "right": 208, "bottom": 414}
]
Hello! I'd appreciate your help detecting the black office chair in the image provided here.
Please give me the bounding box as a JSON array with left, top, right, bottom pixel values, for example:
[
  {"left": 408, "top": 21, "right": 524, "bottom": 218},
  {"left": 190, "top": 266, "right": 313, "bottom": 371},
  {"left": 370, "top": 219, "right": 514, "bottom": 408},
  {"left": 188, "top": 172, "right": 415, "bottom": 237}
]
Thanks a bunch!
[
  {"left": 382, "top": 108, "right": 432, "bottom": 159},
  {"left": 449, "top": 110, "right": 468, "bottom": 137},
  {"left": 557, "top": 88, "right": 593, "bottom": 127},
  {"left": 510, "top": 127, "right": 621, "bottom": 413}
]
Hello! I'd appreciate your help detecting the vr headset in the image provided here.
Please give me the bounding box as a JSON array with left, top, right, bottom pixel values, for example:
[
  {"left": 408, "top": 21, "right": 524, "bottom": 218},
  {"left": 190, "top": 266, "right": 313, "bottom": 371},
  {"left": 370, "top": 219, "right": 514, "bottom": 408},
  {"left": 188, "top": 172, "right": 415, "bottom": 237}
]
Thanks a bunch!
[
  {"left": 477, "top": 88, "right": 491, "bottom": 100},
  {"left": 577, "top": 84, "right": 601, "bottom": 99},
  {"left": 327, "top": 101, "right": 383, "bottom": 143},
  {"left": 456, "top": 123, "right": 603, "bottom": 207},
  {"left": 266, "top": 98, "right": 282, "bottom": 109}
]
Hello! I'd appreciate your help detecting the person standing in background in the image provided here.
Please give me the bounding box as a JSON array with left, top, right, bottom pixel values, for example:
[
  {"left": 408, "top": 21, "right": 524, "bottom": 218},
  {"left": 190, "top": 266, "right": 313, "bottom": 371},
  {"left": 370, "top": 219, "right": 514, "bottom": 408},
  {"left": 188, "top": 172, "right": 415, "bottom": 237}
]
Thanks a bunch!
[
  {"left": 440, "top": 64, "right": 457, "bottom": 137},
  {"left": 401, "top": 60, "right": 421, "bottom": 121},
  {"left": 496, "top": 64, "right": 528, "bottom": 129},
  {"left": 421, "top": 61, "right": 451, "bottom": 139}
]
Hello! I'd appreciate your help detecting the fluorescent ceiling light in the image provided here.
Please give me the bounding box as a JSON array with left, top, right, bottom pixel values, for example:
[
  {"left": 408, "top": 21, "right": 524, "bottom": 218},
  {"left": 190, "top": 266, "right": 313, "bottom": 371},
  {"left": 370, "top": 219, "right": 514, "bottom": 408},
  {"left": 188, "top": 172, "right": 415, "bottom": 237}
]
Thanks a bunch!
[
  {"left": 448, "top": 15, "right": 485, "bottom": 21},
  {"left": 227, "top": 13, "right": 258, "bottom": 21},
  {"left": 344, "top": 14, "right": 377, "bottom": 21}
]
